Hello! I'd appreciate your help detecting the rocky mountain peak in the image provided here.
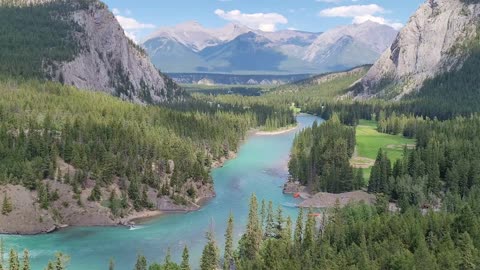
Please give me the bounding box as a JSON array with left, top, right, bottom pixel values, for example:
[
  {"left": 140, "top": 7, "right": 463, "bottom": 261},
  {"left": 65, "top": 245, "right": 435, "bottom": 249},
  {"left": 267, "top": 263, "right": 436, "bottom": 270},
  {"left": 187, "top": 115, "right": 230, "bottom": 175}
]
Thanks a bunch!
[
  {"left": 52, "top": 0, "right": 183, "bottom": 103},
  {"left": 357, "top": 0, "right": 480, "bottom": 99},
  {"left": 304, "top": 21, "right": 397, "bottom": 63}
]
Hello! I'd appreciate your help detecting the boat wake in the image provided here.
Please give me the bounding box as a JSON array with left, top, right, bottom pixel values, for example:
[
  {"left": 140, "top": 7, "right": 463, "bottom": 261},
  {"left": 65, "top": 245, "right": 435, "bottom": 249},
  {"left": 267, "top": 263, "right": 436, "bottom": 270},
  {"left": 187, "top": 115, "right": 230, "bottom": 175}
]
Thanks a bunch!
[
  {"left": 128, "top": 225, "right": 145, "bottom": 231},
  {"left": 281, "top": 202, "right": 298, "bottom": 208}
]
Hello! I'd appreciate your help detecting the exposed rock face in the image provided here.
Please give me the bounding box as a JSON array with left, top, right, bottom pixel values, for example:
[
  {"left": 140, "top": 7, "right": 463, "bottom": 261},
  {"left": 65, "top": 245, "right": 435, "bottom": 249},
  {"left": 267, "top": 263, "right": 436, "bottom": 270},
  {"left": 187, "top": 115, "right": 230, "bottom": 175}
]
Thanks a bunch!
[
  {"left": 358, "top": 0, "right": 480, "bottom": 99},
  {"left": 52, "top": 1, "right": 183, "bottom": 103},
  {"left": 304, "top": 21, "right": 397, "bottom": 63}
]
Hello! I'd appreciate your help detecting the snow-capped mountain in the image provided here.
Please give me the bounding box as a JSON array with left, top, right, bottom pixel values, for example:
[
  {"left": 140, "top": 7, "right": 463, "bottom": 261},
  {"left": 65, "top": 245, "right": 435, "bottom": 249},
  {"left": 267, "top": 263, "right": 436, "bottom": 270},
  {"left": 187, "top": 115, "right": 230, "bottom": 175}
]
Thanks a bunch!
[{"left": 143, "top": 21, "right": 397, "bottom": 74}]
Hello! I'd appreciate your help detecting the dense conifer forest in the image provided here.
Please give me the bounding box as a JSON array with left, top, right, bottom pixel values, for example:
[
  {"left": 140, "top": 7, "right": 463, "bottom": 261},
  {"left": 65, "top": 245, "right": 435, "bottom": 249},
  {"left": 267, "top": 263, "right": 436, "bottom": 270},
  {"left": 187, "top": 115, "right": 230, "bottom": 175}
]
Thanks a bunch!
[
  {"left": 288, "top": 116, "right": 361, "bottom": 193},
  {"left": 0, "top": 78, "right": 294, "bottom": 212},
  {"left": 0, "top": 0, "right": 95, "bottom": 78}
]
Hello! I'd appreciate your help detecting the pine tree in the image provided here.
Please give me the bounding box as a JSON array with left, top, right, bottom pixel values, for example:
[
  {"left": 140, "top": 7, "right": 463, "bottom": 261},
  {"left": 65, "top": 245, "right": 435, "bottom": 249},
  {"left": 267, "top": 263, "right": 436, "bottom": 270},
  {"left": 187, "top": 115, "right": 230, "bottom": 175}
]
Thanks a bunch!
[
  {"left": 293, "top": 208, "right": 304, "bottom": 253},
  {"left": 238, "top": 194, "right": 262, "bottom": 260},
  {"left": 21, "top": 250, "right": 29, "bottom": 270},
  {"left": 260, "top": 199, "right": 266, "bottom": 230},
  {"left": 8, "top": 249, "right": 19, "bottom": 270},
  {"left": 223, "top": 213, "right": 234, "bottom": 270},
  {"left": 108, "top": 258, "right": 114, "bottom": 270},
  {"left": 181, "top": 246, "right": 190, "bottom": 270},
  {"left": 45, "top": 262, "right": 54, "bottom": 270},
  {"left": 414, "top": 237, "right": 437, "bottom": 270},
  {"left": 303, "top": 209, "right": 315, "bottom": 255},
  {"left": 134, "top": 254, "right": 147, "bottom": 270},
  {"left": 1, "top": 194, "right": 12, "bottom": 215},
  {"left": 88, "top": 183, "right": 101, "bottom": 202},
  {"left": 458, "top": 232, "right": 477, "bottom": 270},
  {"left": 275, "top": 206, "right": 284, "bottom": 238},
  {"left": 264, "top": 201, "right": 275, "bottom": 238},
  {"left": 163, "top": 248, "right": 177, "bottom": 270},
  {"left": 0, "top": 237, "right": 4, "bottom": 265},
  {"left": 200, "top": 231, "right": 219, "bottom": 270},
  {"left": 37, "top": 182, "right": 50, "bottom": 209},
  {"left": 54, "top": 253, "right": 69, "bottom": 270}
]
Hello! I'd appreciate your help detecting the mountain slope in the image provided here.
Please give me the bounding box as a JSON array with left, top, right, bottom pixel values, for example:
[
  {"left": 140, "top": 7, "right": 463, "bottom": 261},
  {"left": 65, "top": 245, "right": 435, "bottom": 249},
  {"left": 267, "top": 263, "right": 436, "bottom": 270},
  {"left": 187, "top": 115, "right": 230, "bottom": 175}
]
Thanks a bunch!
[
  {"left": 304, "top": 22, "right": 397, "bottom": 68},
  {"left": 357, "top": 0, "right": 480, "bottom": 99},
  {"left": 143, "top": 21, "right": 395, "bottom": 74},
  {"left": 145, "top": 21, "right": 251, "bottom": 52},
  {"left": 199, "top": 32, "right": 288, "bottom": 73},
  {"left": 0, "top": 0, "right": 183, "bottom": 103}
]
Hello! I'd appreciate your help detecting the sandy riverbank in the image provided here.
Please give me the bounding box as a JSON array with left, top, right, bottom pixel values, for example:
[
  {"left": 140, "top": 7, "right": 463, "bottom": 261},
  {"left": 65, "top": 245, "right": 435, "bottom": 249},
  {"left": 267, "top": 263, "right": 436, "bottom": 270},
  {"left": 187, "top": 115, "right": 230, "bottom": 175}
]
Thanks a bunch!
[
  {"left": 255, "top": 124, "right": 299, "bottom": 136},
  {"left": 299, "top": 191, "right": 376, "bottom": 208}
]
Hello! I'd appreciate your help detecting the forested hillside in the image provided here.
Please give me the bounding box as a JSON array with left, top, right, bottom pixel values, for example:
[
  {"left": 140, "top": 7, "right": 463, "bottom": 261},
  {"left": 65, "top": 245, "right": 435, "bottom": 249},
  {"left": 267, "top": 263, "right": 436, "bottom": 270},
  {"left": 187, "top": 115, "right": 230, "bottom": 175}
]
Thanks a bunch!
[
  {"left": 0, "top": 0, "right": 183, "bottom": 103},
  {"left": 0, "top": 78, "right": 262, "bottom": 229},
  {"left": 0, "top": 0, "right": 86, "bottom": 78}
]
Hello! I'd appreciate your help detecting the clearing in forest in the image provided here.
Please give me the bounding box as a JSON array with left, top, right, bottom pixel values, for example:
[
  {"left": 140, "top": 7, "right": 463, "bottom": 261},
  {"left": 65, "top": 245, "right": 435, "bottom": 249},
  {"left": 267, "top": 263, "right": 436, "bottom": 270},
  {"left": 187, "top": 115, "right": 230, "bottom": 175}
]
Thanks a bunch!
[{"left": 352, "top": 120, "right": 416, "bottom": 178}]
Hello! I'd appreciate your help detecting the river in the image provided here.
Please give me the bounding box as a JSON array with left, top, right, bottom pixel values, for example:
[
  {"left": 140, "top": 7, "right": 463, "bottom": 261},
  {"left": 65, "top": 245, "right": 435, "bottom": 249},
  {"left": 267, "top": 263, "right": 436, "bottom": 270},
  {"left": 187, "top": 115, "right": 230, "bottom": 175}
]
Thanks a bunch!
[{"left": 3, "top": 114, "right": 322, "bottom": 270}]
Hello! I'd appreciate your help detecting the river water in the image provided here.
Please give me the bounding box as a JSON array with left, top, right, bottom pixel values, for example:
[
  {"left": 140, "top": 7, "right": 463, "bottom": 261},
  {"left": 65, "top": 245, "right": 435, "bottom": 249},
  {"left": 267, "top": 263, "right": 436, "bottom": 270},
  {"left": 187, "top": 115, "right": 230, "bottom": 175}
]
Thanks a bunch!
[{"left": 3, "top": 114, "right": 322, "bottom": 270}]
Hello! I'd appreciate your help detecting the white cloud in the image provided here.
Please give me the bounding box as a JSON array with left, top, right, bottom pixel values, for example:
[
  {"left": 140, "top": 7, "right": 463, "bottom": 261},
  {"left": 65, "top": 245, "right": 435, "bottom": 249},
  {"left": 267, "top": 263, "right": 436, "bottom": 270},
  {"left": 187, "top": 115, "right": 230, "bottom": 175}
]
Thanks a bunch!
[
  {"left": 112, "top": 9, "right": 155, "bottom": 43},
  {"left": 319, "top": 4, "right": 403, "bottom": 30},
  {"left": 319, "top": 4, "right": 384, "bottom": 17},
  {"left": 352, "top": 15, "right": 403, "bottom": 30},
  {"left": 214, "top": 9, "right": 288, "bottom": 32},
  {"left": 115, "top": 15, "right": 155, "bottom": 30}
]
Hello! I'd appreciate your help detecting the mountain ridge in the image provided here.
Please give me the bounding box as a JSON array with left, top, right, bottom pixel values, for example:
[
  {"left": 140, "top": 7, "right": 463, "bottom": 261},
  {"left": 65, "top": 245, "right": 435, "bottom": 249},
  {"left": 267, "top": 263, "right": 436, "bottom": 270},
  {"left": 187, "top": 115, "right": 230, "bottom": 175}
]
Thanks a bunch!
[
  {"left": 0, "top": 0, "right": 183, "bottom": 103},
  {"left": 143, "top": 21, "right": 397, "bottom": 74},
  {"left": 356, "top": 0, "right": 480, "bottom": 99}
]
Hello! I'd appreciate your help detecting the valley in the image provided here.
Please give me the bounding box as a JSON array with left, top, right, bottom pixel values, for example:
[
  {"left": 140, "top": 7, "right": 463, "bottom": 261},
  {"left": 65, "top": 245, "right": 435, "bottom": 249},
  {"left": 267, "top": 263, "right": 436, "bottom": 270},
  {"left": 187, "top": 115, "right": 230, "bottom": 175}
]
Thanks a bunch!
[
  {"left": 1, "top": 0, "right": 480, "bottom": 269},
  {"left": 3, "top": 114, "right": 322, "bottom": 270}
]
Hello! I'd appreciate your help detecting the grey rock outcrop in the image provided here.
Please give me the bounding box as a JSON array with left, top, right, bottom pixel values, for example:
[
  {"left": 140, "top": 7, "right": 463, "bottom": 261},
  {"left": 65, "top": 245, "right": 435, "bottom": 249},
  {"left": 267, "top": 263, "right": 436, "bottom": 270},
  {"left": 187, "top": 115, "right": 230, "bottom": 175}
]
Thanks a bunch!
[
  {"left": 358, "top": 0, "right": 480, "bottom": 99},
  {"left": 51, "top": 1, "right": 183, "bottom": 103}
]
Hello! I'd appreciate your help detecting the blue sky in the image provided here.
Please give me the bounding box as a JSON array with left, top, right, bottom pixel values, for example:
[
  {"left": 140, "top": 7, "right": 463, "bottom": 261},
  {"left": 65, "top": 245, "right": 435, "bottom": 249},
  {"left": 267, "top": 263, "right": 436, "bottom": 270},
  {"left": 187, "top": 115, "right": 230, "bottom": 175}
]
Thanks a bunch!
[{"left": 103, "top": 0, "right": 424, "bottom": 42}]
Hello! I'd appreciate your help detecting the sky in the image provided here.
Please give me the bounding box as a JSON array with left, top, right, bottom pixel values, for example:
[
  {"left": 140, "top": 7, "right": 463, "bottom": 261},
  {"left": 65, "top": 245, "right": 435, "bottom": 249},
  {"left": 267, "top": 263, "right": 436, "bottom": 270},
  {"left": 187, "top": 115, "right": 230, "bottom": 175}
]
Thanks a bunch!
[{"left": 102, "top": 0, "right": 425, "bottom": 42}]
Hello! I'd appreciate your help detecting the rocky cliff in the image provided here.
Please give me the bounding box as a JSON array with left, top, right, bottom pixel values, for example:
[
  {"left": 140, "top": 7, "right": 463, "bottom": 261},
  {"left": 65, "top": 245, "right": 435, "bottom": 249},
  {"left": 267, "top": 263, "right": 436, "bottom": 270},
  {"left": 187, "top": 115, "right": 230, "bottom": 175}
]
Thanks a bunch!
[
  {"left": 357, "top": 0, "right": 480, "bottom": 99},
  {"left": 55, "top": 1, "right": 183, "bottom": 103},
  {"left": 0, "top": 0, "right": 183, "bottom": 103}
]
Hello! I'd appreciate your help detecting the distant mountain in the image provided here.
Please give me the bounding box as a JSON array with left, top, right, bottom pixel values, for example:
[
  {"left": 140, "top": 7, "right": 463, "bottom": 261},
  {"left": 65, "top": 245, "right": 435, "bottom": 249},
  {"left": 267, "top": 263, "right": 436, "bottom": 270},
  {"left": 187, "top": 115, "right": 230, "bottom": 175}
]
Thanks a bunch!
[
  {"left": 0, "top": 0, "right": 183, "bottom": 103},
  {"left": 168, "top": 73, "right": 312, "bottom": 85},
  {"left": 304, "top": 22, "right": 397, "bottom": 70},
  {"left": 145, "top": 21, "right": 251, "bottom": 52},
  {"left": 143, "top": 21, "right": 397, "bottom": 75}
]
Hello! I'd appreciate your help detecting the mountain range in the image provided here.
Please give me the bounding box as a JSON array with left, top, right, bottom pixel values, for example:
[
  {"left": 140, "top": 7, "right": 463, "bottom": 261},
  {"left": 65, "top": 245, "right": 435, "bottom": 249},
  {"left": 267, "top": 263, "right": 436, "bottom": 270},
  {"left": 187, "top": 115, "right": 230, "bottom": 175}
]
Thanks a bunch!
[{"left": 143, "top": 21, "right": 398, "bottom": 75}]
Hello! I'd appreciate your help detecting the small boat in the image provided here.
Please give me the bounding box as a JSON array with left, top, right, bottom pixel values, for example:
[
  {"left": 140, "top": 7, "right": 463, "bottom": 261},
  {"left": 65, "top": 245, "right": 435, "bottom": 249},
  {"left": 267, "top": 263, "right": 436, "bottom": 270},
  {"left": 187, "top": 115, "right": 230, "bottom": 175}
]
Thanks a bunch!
[
  {"left": 293, "top": 192, "right": 301, "bottom": 198},
  {"left": 128, "top": 224, "right": 136, "bottom": 230}
]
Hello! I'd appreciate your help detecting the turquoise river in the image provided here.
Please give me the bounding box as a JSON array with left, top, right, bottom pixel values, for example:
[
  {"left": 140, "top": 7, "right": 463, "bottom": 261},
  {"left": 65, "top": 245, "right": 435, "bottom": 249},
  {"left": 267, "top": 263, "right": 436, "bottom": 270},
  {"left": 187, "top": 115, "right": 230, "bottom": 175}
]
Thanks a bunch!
[{"left": 3, "top": 114, "right": 322, "bottom": 270}]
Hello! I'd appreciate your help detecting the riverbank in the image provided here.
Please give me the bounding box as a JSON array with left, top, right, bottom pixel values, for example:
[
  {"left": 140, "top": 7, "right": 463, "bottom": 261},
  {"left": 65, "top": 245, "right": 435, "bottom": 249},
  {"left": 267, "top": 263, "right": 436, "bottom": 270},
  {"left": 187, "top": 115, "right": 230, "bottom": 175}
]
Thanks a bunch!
[
  {"left": 255, "top": 124, "right": 299, "bottom": 136},
  {"left": 283, "top": 181, "right": 376, "bottom": 208},
  {"left": 0, "top": 148, "right": 239, "bottom": 235},
  {"left": 3, "top": 114, "right": 322, "bottom": 269}
]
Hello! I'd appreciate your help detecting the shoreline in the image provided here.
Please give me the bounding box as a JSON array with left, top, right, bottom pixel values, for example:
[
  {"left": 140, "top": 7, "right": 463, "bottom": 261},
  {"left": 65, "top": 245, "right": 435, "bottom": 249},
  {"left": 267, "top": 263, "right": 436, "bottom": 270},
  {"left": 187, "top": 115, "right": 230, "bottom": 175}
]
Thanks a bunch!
[
  {"left": 283, "top": 182, "right": 376, "bottom": 208},
  {"left": 2, "top": 122, "right": 299, "bottom": 235},
  {"left": 255, "top": 124, "right": 299, "bottom": 136},
  {"left": 0, "top": 150, "right": 237, "bottom": 236}
]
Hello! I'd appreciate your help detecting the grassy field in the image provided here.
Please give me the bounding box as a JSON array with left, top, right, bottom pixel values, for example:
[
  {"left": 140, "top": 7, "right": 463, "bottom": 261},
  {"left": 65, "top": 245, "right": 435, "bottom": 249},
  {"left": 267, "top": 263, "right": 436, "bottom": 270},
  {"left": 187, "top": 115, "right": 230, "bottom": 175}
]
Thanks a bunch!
[{"left": 353, "top": 120, "right": 416, "bottom": 178}]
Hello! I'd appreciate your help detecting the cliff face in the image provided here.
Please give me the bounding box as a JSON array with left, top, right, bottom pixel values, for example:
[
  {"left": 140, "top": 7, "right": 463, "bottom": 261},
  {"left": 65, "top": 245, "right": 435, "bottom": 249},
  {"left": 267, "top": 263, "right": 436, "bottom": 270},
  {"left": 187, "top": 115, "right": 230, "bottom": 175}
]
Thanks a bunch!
[
  {"left": 357, "top": 0, "right": 480, "bottom": 99},
  {"left": 51, "top": 1, "right": 183, "bottom": 103}
]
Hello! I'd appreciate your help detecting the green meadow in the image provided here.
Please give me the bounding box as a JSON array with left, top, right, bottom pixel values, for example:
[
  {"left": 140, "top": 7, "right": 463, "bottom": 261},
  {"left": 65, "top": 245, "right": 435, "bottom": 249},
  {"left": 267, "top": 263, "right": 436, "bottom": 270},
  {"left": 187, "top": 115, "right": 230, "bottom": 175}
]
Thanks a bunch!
[{"left": 353, "top": 120, "right": 415, "bottom": 178}]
